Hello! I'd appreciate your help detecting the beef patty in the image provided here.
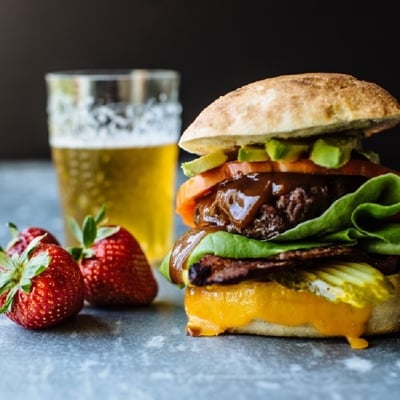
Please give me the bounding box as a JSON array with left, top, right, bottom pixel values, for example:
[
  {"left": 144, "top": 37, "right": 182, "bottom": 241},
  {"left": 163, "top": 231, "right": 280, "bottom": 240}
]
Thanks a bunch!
[{"left": 194, "top": 173, "right": 366, "bottom": 240}]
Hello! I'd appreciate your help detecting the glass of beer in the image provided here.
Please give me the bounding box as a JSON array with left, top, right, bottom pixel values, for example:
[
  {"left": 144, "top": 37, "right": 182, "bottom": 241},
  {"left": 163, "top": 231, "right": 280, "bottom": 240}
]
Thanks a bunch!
[{"left": 45, "top": 69, "right": 181, "bottom": 265}]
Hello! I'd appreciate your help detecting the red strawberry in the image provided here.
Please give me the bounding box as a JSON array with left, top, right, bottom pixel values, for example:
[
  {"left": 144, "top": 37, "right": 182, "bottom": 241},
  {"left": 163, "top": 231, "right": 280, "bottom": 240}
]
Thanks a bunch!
[
  {"left": 0, "top": 236, "right": 84, "bottom": 329},
  {"left": 69, "top": 206, "right": 158, "bottom": 306},
  {"left": 6, "top": 222, "right": 60, "bottom": 256}
]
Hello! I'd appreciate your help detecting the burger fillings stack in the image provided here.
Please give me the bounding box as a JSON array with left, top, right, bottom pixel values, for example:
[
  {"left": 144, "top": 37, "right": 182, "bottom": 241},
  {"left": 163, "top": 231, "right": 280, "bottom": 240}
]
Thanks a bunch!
[{"left": 160, "top": 72, "right": 400, "bottom": 349}]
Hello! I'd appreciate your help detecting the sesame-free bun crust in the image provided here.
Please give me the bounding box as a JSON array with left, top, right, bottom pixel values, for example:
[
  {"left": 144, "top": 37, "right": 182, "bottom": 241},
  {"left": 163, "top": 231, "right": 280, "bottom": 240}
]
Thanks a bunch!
[
  {"left": 179, "top": 73, "right": 400, "bottom": 155},
  {"left": 229, "top": 273, "right": 400, "bottom": 338}
]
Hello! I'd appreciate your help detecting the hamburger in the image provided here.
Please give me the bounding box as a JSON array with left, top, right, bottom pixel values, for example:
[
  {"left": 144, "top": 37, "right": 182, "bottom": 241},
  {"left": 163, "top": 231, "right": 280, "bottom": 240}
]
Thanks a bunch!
[{"left": 160, "top": 72, "right": 400, "bottom": 349}]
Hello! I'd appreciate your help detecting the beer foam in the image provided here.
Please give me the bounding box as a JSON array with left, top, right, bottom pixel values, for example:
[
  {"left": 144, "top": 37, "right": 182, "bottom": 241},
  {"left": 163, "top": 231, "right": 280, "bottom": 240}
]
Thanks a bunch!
[
  {"left": 47, "top": 95, "right": 182, "bottom": 149},
  {"left": 50, "top": 132, "right": 177, "bottom": 149}
]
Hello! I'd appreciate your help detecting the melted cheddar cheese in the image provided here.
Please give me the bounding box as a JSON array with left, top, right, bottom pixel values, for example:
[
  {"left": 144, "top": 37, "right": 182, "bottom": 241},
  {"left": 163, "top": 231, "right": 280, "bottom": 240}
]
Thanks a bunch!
[{"left": 185, "top": 281, "right": 372, "bottom": 349}]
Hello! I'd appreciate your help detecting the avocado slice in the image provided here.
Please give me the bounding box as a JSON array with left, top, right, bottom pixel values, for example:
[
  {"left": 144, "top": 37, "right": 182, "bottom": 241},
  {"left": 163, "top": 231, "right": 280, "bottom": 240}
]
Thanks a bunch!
[
  {"left": 238, "top": 145, "right": 269, "bottom": 162},
  {"left": 181, "top": 149, "right": 228, "bottom": 177},
  {"left": 310, "top": 135, "right": 361, "bottom": 169},
  {"left": 265, "top": 139, "right": 310, "bottom": 162}
]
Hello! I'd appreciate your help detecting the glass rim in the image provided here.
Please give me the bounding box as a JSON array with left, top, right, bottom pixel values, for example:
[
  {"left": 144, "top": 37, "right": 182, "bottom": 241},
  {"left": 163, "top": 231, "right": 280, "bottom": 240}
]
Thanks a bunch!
[{"left": 45, "top": 69, "right": 180, "bottom": 81}]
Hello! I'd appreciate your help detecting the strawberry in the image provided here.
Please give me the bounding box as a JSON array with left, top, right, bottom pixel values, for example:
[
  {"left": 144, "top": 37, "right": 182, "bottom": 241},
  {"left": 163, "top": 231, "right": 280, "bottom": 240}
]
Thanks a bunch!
[
  {"left": 6, "top": 222, "right": 60, "bottom": 256},
  {"left": 0, "top": 236, "right": 84, "bottom": 329},
  {"left": 69, "top": 206, "right": 158, "bottom": 306}
]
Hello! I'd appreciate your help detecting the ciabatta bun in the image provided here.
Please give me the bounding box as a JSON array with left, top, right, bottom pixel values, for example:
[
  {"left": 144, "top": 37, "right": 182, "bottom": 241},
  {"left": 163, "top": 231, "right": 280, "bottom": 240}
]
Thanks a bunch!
[{"left": 179, "top": 73, "right": 400, "bottom": 155}]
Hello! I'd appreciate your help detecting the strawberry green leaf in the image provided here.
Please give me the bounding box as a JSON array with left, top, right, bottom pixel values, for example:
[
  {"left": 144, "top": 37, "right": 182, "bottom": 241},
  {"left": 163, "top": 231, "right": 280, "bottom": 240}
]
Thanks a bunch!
[
  {"left": 96, "top": 226, "right": 120, "bottom": 242},
  {"left": 82, "top": 216, "right": 97, "bottom": 248},
  {"left": 0, "top": 270, "right": 15, "bottom": 295},
  {"left": 67, "top": 205, "right": 121, "bottom": 259},
  {"left": 82, "top": 248, "right": 94, "bottom": 258},
  {"left": 68, "top": 246, "right": 84, "bottom": 261},
  {"left": 19, "top": 252, "right": 50, "bottom": 293},
  {"left": 0, "top": 240, "right": 51, "bottom": 314},
  {"left": 95, "top": 204, "right": 107, "bottom": 225},
  {"left": 7, "top": 222, "right": 18, "bottom": 236},
  {"left": 0, "top": 249, "right": 18, "bottom": 295},
  {"left": 0, "top": 285, "right": 19, "bottom": 313},
  {"left": 69, "top": 218, "right": 83, "bottom": 243},
  {"left": 0, "top": 249, "right": 16, "bottom": 271},
  {"left": 6, "top": 222, "right": 19, "bottom": 249},
  {"left": 20, "top": 281, "right": 32, "bottom": 293},
  {"left": 19, "top": 234, "right": 46, "bottom": 262}
]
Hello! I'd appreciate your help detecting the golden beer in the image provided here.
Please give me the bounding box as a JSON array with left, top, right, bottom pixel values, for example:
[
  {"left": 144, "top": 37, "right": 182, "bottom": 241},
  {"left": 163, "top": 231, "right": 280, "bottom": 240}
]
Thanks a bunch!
[
  {"left": 46, "top": 69, "right": 181, "bottom": 265},
  {"left": 51, "top": 143, "right": 178, "bottom": 265}
]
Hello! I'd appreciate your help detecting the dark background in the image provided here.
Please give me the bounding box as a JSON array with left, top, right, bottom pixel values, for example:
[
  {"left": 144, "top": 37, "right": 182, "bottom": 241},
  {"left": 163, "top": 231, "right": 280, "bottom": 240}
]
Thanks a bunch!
[{"left": 1, "top": 1, "right": 400, "bottom": 168}]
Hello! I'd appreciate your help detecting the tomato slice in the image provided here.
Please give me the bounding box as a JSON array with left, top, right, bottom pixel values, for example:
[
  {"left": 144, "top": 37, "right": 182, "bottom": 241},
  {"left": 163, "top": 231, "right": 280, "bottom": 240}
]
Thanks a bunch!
[{"left": 176, "top": 159, "right": 400, "bottom": 227}]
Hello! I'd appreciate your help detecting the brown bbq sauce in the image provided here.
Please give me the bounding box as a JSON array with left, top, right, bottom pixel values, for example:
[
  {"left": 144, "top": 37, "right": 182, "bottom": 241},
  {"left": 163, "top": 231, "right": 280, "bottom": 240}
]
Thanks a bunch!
[{"left": 169, "top": 228, "right": 218, "bottom": 284}]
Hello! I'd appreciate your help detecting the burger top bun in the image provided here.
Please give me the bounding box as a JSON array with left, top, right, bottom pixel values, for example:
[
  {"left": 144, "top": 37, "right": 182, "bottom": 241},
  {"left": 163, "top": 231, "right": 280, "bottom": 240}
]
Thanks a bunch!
[{"left": 179, "top": 73, "right": 400, "bottom": 155}]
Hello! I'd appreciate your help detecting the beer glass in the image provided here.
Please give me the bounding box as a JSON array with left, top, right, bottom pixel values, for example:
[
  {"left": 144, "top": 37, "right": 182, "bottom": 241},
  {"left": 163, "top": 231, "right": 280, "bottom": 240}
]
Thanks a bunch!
[{"left": 46, "top": 69, "right": 181, "bottom": 265}]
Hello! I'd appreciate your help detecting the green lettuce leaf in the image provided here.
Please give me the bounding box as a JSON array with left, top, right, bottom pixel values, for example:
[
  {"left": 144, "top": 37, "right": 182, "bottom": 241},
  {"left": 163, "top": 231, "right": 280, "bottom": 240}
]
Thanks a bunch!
[
  {"left": 158, "top": 232, "right": 335, "bottom": 283},
  {"left": 186, "top": 231, "right": 335, "bottom": 268},
  {"left": 160, "top": 250, "right": 172, "bottom": 282},
  {"left": 274, "top": 173, "right": 400, "bottom": 254}
]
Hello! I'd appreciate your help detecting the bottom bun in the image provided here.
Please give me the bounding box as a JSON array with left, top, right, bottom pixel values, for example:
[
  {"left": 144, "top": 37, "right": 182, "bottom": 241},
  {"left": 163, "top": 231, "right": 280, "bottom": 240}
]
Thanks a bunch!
[{"left": 230, "top": 302, "right": 400, "bottom": 338}]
